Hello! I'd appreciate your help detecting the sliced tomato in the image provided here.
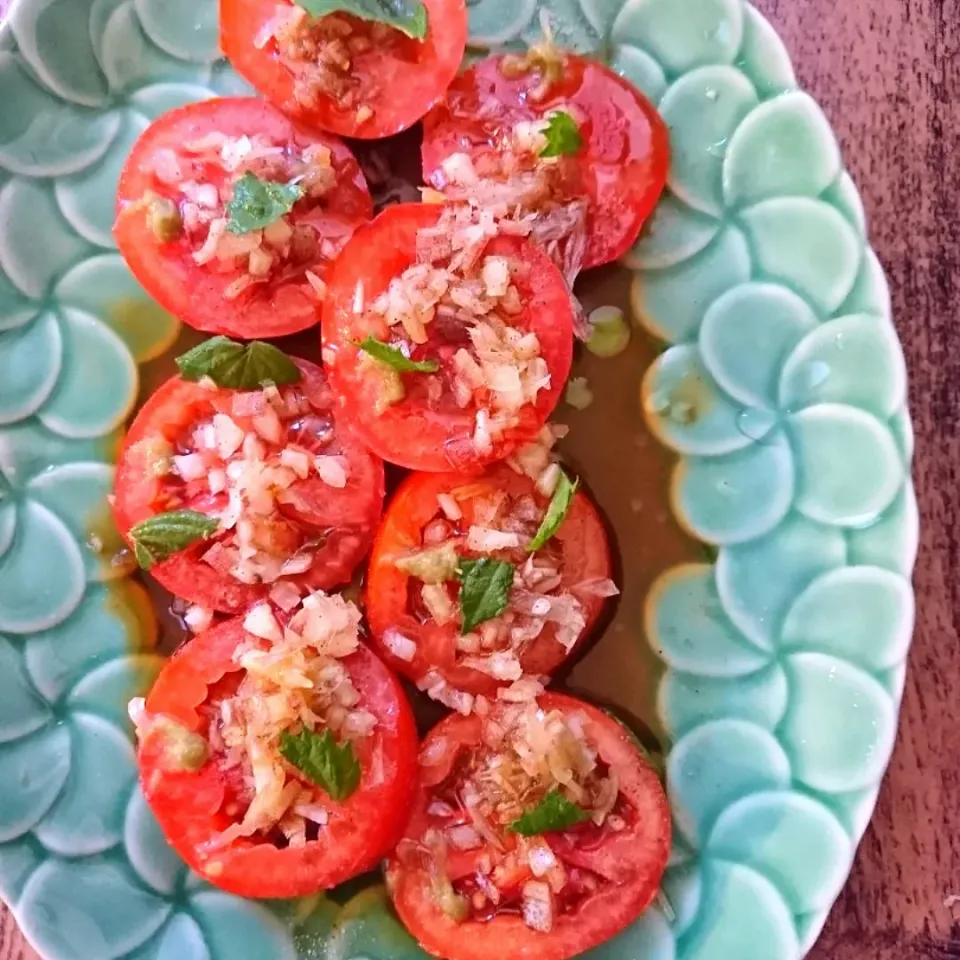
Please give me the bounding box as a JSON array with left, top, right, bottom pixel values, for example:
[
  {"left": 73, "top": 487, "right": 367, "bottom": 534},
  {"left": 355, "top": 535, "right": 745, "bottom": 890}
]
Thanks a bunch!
[
  {"left": 386, "top": 693, "right": 671, "bottom": 960},
  {"left": 220, "top": 0, "right": 467, "bottom": 139},
  {"left": 421, "top": 52, "right": 669, "bottom": 269},
  {"left": 322, "top": 203, "right": 574, "bottom": 472},
  {"left": 139, "top": 616, "right": 418, "bottom": 898},
  {"left": 113, "top": 357, "right": 384, "bottom": 613},
  {"left": 365, "top": 464, "right": 614, "bottom": 696},
  {"left": 114, "top": 97, "right": 372, "bottom": 338}
]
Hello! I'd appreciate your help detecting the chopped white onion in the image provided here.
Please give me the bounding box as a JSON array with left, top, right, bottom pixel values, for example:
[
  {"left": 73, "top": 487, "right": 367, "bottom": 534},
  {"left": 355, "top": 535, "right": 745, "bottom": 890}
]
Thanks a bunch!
[
  {"left": 279, "top": 447, "right": 312, "bottom": 479},
  {"left": 269, "top": 580, "right": 302, "bottom": 612},
  {"left": 212, "top": 413, "right": 244, "bottom": 459},
  {"left": 521, "top": 882, "right": 554, "bottom": 932},
  {"left": 208, "top": 468, "right": 227, "bottom": 495},
  {"left": 382, "top": 628, "right": 417, "bottom": 662},
  {"left": 481, "top": 256, "right": 510, "bottom": 297},
  {"left": 447, "top": 824, "right": 482, "bottom": 851},
  {"left": 252, "top": 405, "right": 284, "bottom": 444},
  {"left": 151, "top": 148, "right": 184, "bottom": 184},
  {"left": 242, "top": 432, "right": 266, "bottom": 462},
  {"left": 193, "top": 218, "right": 228, "bottom": 265},
  {"left": 463, "top": 652, "right": 523, "bottom": 681},
  {"left": 248, "top": 247, "right": 274, "bottom": 278},
  {"left": 530, "top": 597, "right": 552, "bottom": 617},
  {"left": 128, "top": 696, "right": 147, "bottom": 731},
  {"left": 184, "top": 605, "right": 214, "bottom": 633},
  {"left": 472, "top": 410, "right": 493, "bottom": 455},
  {"left": 421, "top": 583, "right": 456, "bottom": 626},
  {"left": 243, "top": 602, "right": 284, "bottom": 643},
  {"left": 466, "top": 526, "right": 521, "bottom": 552},
  {"left": 173, "top": 453, "right": 206, "bottom": 481},
  {"left": 427, "top": 799, "right": 456, "bottom": 818},
  {"left": 436, "top": 493, "right": 462, "bottom": 521},
  {"left": 497, "top": 677, "right": 546, "bottom": 703},
  {"left": 419, "top": 734, "right": 451, "bottom": 769},
  {"left": 315, "top": 455, "right": 348, "bottom": 488},
  {"left": 535, "top": 462, "right": 561, "bottom": 498},
  {"left": 526, "top": 841, "right": 557, "bottom": 878},
  {"left": 440, "top": 152, "right": 479, "bottom": 186},
  {"left": 305, "top": 270, "right": 327, "bottom": 300}
]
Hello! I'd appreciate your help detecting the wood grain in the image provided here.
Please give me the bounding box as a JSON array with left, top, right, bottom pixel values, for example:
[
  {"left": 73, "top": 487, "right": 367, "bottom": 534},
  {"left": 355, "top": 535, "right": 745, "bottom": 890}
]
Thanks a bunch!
[{"left": 2, "top": 0, "right": 958, "bottom": 957}]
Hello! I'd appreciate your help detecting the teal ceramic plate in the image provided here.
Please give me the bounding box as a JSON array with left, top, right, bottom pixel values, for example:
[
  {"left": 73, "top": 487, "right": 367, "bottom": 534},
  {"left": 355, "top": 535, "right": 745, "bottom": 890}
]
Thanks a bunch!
[{"left": 0, "top": 0, "right": 916, "bottom": 957}]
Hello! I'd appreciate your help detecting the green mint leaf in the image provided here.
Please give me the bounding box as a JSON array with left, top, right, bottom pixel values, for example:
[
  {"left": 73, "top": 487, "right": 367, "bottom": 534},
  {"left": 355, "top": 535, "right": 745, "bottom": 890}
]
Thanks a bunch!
[
  {"left": 176, "top": 336, "right": 301, "bottom": 390},
  {"left": 298, "top": 0, "right": 427, "bottom": 40},
  {"left": 279, "top": 727, "right": 362, "bottom": 802},
  {"left": 129, "top": 510, "right": 219, "bottom": 569},
  {"left": 539, "top": 111, "right": 583, "bottom": 159},
  {"left": 456, "top": 557, "right": 514, "bottom": 634},
  {"left": 526, "top": 470, "right": 578, "bottom": 551},
  {"left": 356, "top": 336, "right": 439, "bottom": 373},
  {"left": 225, "top": 172, "right": 303, "bottom": 235},
  {"left": 509, "top": 789, "right": 591, "bottom": 836}
]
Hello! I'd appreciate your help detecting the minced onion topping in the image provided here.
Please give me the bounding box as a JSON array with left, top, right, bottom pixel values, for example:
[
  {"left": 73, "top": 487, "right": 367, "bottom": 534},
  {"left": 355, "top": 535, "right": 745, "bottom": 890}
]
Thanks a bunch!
[
  {"left": 258, "top": 6, "right": 402, "bottom": 122},
  {"left": 215, "top": 593, "right": 371, "bottom": 848},
  {"left": 147, "top": 382, "right": 350, "bottom": 587},
  {"left": 142, "top": 131, "right": 340, "bottom": 301},
  {"left": 363, "top": 204, "right": 554, "bottom": 454},
  {"left": 406, "top": 697, "right": 624, "bottom": 932},
  {"left": 393, "top": 465, "right": 617, "bottom": 706},
  {"left": 430, "top": 122, "right": 589, "bottom": 301}
]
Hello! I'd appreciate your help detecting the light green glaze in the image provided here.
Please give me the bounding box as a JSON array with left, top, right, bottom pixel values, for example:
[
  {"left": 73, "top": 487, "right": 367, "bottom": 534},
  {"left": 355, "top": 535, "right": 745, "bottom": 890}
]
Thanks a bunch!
[{"left": 0, "top": 0, "right": 915, "bottom": 957}]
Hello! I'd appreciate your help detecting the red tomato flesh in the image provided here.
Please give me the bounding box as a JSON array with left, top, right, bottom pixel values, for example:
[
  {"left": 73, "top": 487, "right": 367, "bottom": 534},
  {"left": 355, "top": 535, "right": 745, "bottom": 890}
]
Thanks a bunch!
[
  {"left": 139, "top": 617, "right": 418, "bottom": 898},
  {"left": 113, "top": 357, "right": 384, "bottom": 613},
  {"left": 365, "top": 464, "right": 615, "bottom": 697},
  {"left": 386, "top": 693, "right": 671, "bottom": 960},
  {"left": 114, "top": 97, "right": 372, "bottom": 338},
  {"left": 421, "top": 52, "right": 669, "bottom": 269},
  {"left": 322, "top": 203, "right": 574, "bottom": 472},
  {"left": 220, "top": 0, "right": 467, "bottom": 139}
]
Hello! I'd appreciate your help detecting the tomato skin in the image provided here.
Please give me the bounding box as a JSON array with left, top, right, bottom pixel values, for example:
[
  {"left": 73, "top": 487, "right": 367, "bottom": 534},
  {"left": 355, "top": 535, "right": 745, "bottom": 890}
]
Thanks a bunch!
[
  {"left": 139, "top": 618, "right": 419, "bottom": 898},
  {"left": 365, "top": 465, "right": 614, "bottom": 695},
  {"left": 220, "top": 0, "right": 467, "bottom": 139},
  {"left": 386, "top": 693, "right": 670, "bottom": 960},
  {"left": 322, "top": 203, "right": 574, "bottom": 472},
  {"left": 114, "top": 97, "right": 372, "bottom": 339},
  {"left": 421, "top": 53, "right": 670, "bottom": 269},
  {"left": 112, "top": 357, "right": 385, "bottom": 613}
]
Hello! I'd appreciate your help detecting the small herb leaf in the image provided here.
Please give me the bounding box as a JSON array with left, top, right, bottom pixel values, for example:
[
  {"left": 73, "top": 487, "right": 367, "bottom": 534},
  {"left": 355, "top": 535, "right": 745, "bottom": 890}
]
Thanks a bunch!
[
  {"left": 527, "top": 470, "right": 578, "bottom": 551},
  {"left": 176, "top": 336, "right": 301, "bottom": 390},
  {"left": 456, "top": 557, "right": 514, "bottom": 634},
  {"left": 298, "top": 0, "right": 428, "bottom": 40},
  {"left": 225, "top": 172, "right": 303, "bottom": 235},
  {"left": 510, "top": 789, "right": 591, "bottom": 836},
  {"left": 356, "top": 336, "right": 439, "bottom": 373},
  {"left": 539, "top": 111, "right": 583, "bottom": 159},
  {"left": 279, "top": 727, "right": 361, "bottom": 801},
  {"left": 129, "top": 510, "right": 219, "bottom": 569}
]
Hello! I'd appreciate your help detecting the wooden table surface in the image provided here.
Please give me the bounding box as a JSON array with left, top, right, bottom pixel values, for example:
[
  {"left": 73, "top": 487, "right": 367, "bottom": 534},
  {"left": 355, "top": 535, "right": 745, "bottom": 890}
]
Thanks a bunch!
[{"left": 2, "top": 0, "right": 957, "bottom": 958}]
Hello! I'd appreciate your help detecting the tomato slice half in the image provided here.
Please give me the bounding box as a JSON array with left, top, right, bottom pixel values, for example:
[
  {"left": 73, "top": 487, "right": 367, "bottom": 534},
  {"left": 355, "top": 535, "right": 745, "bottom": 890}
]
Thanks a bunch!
[
  {"left": 220, "top": 0, "right": 467, "bottom": 139},
  {"left": 113, "top": 357, "right": 384, "bottom": 613},
  {"left": 114, "top": 97, "right": 372, "bottom": 338},
  {"left": 365, "top": 464, "right": 614, "bottom": 697},
  {"left": 139, "top": 616, "right": 418, "bottom": 898},
  {"left": 421, "top": 52, "right": 669, "bottom": 269},
  {"left": 386, "top": 693, "right": 670, "bottom": 960},
  {"left": 322, "top": 203, "right": 574, "bottom": 472}
]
